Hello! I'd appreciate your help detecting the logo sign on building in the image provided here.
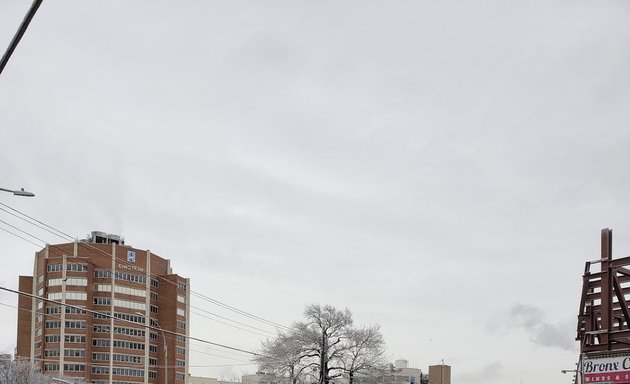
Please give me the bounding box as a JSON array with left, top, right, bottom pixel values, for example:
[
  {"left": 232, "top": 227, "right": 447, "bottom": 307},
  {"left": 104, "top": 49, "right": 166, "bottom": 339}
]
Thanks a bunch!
[
  {"left": 127, "top": 251, "right": 136, "bottom": 263},
  {"left": 583, "top": 356, "right": 630, "bottom": 383}
]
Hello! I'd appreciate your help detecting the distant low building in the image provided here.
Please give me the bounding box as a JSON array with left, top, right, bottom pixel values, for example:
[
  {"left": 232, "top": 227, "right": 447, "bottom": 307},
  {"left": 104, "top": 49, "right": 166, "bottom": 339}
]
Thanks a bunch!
[
  {"left": 189, "top": 375, "right": 220, "bottom": 384},
  {"left": 243, "top": 372, "right": 283, "bottom": 384},
  {"left": 355, "top": 359, "right": 427, "bottom": 384}
]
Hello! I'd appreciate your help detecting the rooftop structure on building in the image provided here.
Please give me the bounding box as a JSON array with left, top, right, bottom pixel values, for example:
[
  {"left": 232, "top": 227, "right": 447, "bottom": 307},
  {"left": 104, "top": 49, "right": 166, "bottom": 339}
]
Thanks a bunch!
[{"left": 16, "top": 231, "right": 190, "bottom": 383}]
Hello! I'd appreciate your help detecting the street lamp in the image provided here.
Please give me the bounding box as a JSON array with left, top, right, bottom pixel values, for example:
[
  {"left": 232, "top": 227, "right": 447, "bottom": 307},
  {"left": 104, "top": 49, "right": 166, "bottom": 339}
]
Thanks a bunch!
[
  {"left": 0, "top": 187, "right": 34, "bottom": 197},
  {"left": 154, "top": 319, "right": 168, "bottom": 384},
  {"left": 561, "top": 369, "right": 583, "bottom": 383}
]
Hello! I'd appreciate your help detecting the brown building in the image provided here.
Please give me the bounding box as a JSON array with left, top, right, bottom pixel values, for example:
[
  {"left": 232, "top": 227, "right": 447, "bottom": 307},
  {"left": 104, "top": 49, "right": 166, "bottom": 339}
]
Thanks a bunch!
[
  {"left": 16, "top": 231, "right": 190, "bottom": 383},
  {"left": 428, "top": 364, "right": 450, "bottom": 384}
]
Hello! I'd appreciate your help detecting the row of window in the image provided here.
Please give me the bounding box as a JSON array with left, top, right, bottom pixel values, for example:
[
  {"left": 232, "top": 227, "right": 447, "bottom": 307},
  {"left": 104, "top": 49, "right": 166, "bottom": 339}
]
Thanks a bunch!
[
  {"left": 93, "top": 297, "right": 146, "bottom": 311},
  {"left": 48, "top": 277, "right": 88, "bottom": 287},
  {"left": 92, "top": 353, "right": 143, "bottom": 364},
  {"left": 48, "top": 292, "right": 87, "bottom": 301},
  {"left": 47, "top": 263, "right": 88, "bottom": 272},
  {"left": 95, "top": 269, "right": 146, "bottom": 284},
  {"left": 92, "top": 367, "right": 145, "bottom": 377},
  {"left": 93, "top": 381, "right": 152, "bottom": 384},
  {"left": 93, "top": 325, "right": 145, "bottom": 338},
  {"left": 46, "top": 305, "right": 87, "bottom": 314},
  {"left": 95, "top": 284, "right": 146, "bottom": 297},
  {"left": 44, "top": 334, "right": 86, "bottom": 343},
  {"left": 92, "top": 339, "right": 149, "bottom": 351},
  {"left": 44, "top": 349, "right": 85, "bottom": 357},
  {"left": 44, "top": 364, "right": 85, "bottom": 372},
  {"left": 44, "top": 320, "right": 86, "bottom": 329}
]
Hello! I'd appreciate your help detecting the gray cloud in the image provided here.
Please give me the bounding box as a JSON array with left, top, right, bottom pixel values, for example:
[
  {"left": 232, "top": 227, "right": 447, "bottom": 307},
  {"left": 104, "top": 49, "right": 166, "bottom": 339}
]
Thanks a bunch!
[
  {"left": 493, "top": 304, "right": 576, "bottom": 351},
  {"left": 456, "top": 361, "right": 504, "bottom": 384}
]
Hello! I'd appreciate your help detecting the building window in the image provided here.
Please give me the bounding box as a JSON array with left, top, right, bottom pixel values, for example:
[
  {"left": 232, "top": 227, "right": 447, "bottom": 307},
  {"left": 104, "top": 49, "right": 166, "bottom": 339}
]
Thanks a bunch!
[
  {"left": 151, "top": 279, "right": 159, "bottom": 288},
  {"left": 44, "top": 364, "right": 59, "bottom": 371},
  {"left": 112, "top": 354, "right": 143, "bottom": 363},
  {"left": 65, "top": 335, "right": 86, "bottom": 343},
  {"left": 33, "top": 341, "right": 42, "bottom": 350},
  {"left": 149, "top": 371, "right": 157, "bottom": 379},
  {"left": 64, "top": 349, "right": 85, "bottom": 357},
  {"left": 48, "top": 263, "right": 87, "bottom": 272},
  {"left": 176, "top": 320, "right": 186, "bottom": 330},
  {"left": 48, "top": 277, "right": 87, "bottom": 286},
  {"left": 34, "top": 328, "right": 42, "bottom": 337},
  {"left": 92, "top": 339, "right": 110, "bottom": 347},
  {"left": 113, "top": 326, "right": 145, "bottom": 338},
  {"left": 93, "top": 353, "right": 109, "bottom": 361},
  {"left": 48, "top": 292, "right": 87, "bottom": 301},
  {"left": 113, "top": 299, "right": 145, "bottom": 311},
  {"left": 176, "top": 347, "right": 185, "bottom": 355},
  {"left": 45, "top": 335, "right": 60, "bottom": 343},
  {"left": 112, "top": 312, "right": 144, "bottom": 324},
  {"left": 176, "top": 360, "right": 185, "bottom": 367},
  {"left": 47, "top": 264, "right": 62, "bottom": 272},
  {"left": 64, "top": 364, "right": 85, "bottom": 372},
  {"left": 95, "top": 284, "right": 146, "bottom": 297},
  {"left": 44, "top": 349, "right": 60, "bottom": 357},
  {"left": 65, "top": 306, "right": 86, "bottom": 314},
  {"left": 177, "top": 282, "right": 186, "bottom": 291},
  {"left": 45, "top": 321, "right": 61, "bottom": 329},
  {"left": 46, "top": 306, "right": 61, "bottom": 315},
  {"left": 66, "top": 263, "right": 88, "bottom": 272},
  {"left": 94, "top": 297, "right": 111, "bottom": 306},
  {"left": 37, "top": 275, "right": 44, "bottom": 284},
  {"left": 149, "top": 358, "right": 157, "bottom": 366},
  {"left": 112, "top": 340, "right": 145, "bottom": 350},
  {"left": 93, "top": 311, "right": 110, "bottom": 319},
  {"left": 92, "top": 366, "right": 109, "bottom": 374},
  {"left": 150, "top": 305, "right": 159, "bottom": 314},
  {"left": 64, "top": 321, "right": 86, "bottom": 329},
  {"left": 112, "top": 368, "right": 144, "bottom": 377},
  {"left": 176, "top": 335, "right": 186, "bottom": 342},
  {"left": 149, "top": 345, "right": 157, "bottom": 353},
  {"left": 95, "top": 269, "right": 146, "bottom": 284},
  {"left": 177, "top": 295, "right": 185, "bottom": 304},
  {"left": 177, "top": 308, "right": 185, "bottom": 317},
  {"left": 176, "top": 372, "right": 186, "bottom": 381}
]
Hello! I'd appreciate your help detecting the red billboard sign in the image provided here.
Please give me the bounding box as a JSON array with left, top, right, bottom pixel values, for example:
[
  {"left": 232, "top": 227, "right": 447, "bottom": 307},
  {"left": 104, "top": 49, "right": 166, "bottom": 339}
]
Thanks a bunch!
[{"left": 583, "top": 356, "right": 630, "bottom": 384}]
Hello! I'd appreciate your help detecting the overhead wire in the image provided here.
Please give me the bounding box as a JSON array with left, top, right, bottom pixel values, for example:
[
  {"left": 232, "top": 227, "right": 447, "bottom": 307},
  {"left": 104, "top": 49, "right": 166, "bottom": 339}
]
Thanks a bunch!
[
  {"left": 0, "top": 201, "right": 289, "bottom": 334},
  {"left": 0, "top": 286, "right": 264, "bottom": 357},
  {"left": 0, "top": 209, "right": 285, "bottom": 339}
]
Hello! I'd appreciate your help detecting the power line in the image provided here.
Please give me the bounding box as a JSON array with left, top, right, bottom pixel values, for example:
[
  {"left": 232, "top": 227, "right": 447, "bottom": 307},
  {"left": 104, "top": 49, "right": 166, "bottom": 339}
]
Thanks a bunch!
[
  {"left": 0, "top": 301, "right": 263, "bottom": 366},
  {"left": 0, "top": 202, "right": 289, "bottom": 333},
  {"left": 0, "top": 286, "right": 264, "bottom": 357},
  {"left": 0, "top": 216, "right": 285, "bottom": 339},
  {"left": 0, "top": 222, "right": 275, "bottom": 340}
]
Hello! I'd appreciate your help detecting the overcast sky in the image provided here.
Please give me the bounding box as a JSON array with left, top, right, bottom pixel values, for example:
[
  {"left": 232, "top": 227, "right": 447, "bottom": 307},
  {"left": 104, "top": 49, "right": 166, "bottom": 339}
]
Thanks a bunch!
[{"left": 1, "top": 1, "right": 630, "bottom": 383}]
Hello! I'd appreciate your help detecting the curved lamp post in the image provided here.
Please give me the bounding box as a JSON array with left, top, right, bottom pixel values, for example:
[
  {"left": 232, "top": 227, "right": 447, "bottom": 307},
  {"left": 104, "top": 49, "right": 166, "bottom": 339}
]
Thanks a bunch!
[
  {"left": 0, "top": 187, "right": 34, "bottom": 197},
  {"left": 561, "top": 369, "right": 583, "bottom": 383},
  {"left": 154, "top": 319, "right": 168, "bottom": 384}
]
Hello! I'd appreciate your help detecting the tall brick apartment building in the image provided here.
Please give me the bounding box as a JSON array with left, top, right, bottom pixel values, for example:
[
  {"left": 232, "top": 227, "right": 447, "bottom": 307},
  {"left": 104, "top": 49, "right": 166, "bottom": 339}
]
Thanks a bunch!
[{"left": 16, "top": 231, "right": 190, "bottom": 383}]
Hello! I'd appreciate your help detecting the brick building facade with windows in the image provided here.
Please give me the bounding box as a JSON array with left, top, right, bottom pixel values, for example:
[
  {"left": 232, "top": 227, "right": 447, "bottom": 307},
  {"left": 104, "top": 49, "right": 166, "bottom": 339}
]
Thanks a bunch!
[{"left": 16, "top": 231, "right": 190, "bottom": 383}]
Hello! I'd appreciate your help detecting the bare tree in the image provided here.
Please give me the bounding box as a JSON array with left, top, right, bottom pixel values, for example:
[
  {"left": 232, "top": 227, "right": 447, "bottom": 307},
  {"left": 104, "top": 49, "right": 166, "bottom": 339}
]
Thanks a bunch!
[
  {"left": 340, "top": 326, "right": 387, "bottom": 384},
  {"left": 254, "top": 331, "right": 316, "bottom": 384},
  {"left": 256, "top": 304, "right": 387, "bottom": 384},
  {"left": 0, "top": 358, "right": 50, "bottom": 384}
]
